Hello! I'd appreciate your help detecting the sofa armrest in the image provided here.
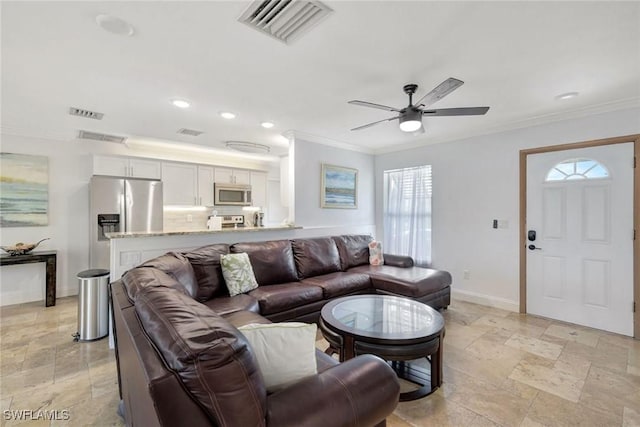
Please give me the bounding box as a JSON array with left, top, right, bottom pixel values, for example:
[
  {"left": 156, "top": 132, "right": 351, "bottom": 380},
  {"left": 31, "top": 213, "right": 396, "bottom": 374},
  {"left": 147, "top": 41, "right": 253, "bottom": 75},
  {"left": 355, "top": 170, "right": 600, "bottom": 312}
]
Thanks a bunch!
[
  {"left": 267, "top": 354, "right": 399, "bottom": 427},
  {"left": 383, "top": 254, "right": 414, "bottom": 268}
]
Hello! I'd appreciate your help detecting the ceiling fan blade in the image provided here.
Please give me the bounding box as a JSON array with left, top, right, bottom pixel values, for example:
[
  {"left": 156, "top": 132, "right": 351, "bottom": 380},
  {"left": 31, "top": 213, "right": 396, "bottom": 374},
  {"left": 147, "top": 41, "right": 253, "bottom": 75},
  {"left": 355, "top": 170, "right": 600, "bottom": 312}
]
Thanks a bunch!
[
  {"left": 351, "top": 116, "right": 400, "bottom": 131},
  {"left": 348, "top": 100, "right": 400, "bottom": 112},
  {"left": 422, "top": 106, "right": 490, "bottom": 116},
  {"left": 414, "top": 77, "right": 464, "bottom": 108}
]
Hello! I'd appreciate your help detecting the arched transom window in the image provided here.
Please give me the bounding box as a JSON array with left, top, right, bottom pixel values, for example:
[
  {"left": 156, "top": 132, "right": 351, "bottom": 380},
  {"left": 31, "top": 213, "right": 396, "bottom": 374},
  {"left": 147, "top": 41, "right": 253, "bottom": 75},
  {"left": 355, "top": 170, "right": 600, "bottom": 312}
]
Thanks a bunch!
[{"left": 545, "top": 158, "right": 610, "bottom": 182}]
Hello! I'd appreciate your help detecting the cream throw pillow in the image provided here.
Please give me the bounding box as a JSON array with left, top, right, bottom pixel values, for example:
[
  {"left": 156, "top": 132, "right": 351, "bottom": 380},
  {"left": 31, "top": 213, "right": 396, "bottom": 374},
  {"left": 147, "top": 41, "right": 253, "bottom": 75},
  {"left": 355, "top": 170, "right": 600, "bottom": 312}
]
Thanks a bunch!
[
  {"left": 368, "top": 240, "right": 384, "bottom": 265},
  {"left": 238, "top": 322, "right": 318, "bottom": 393},
  {"left": 220, "top": 253, "right": 259, "bottom": 296}
]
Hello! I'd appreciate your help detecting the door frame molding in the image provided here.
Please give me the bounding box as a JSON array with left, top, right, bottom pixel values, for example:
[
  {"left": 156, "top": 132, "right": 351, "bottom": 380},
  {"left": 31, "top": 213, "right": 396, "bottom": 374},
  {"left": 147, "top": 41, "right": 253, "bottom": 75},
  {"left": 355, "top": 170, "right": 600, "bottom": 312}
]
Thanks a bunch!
[{"left": 519, "top": 134, "right": 640, "bottom": 338}]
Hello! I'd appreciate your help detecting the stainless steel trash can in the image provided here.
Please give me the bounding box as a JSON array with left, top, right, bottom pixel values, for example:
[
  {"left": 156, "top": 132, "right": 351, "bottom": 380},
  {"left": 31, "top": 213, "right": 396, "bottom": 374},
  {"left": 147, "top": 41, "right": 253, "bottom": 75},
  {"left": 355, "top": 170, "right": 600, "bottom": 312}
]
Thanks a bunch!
[{"left": 75, "top": 269, "right": 109, "bottom": 341}]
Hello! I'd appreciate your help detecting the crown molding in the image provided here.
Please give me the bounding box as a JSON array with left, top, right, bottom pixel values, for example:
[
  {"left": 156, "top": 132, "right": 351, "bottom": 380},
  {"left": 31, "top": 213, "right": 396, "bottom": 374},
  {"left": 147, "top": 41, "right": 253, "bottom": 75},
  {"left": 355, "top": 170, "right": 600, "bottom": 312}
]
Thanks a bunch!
[
  {"left": 374, "top": 97, "right": 640, "bottom": 155},
  {"left": 285, "top": 130, "right": 375, "bottom": 154}
]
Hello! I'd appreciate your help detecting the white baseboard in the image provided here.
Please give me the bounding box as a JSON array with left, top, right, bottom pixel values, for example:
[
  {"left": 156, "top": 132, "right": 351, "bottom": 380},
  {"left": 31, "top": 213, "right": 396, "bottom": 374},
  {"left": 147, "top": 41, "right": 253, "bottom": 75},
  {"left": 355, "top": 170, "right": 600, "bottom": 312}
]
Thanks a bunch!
[
  {"left": 451, "top": 288, "right": 519, "bottom": 312},
  {"left": 0, "top": 286, "right": 77, "bottom": 307}
]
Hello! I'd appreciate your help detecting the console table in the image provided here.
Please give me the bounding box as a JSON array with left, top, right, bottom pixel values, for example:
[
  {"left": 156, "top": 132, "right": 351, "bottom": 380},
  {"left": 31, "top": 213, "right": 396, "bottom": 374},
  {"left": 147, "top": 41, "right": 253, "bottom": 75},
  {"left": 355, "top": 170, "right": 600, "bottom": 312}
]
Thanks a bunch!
[{"left": 0, "top": 250, "right": 57, "bottom": 307}]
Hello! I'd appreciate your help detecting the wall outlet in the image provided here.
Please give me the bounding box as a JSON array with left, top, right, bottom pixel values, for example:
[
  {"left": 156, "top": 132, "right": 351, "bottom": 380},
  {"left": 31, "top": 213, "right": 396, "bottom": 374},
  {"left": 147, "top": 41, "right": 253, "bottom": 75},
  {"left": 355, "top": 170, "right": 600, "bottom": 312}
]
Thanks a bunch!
[
  {"left": 187, "top": 214, "right": 193, "bottom": 223},
  {"left": 498, "top": 220, "right": 509, "bottom": 229},
  {"left": 463, "top": 270, "right": 470, "bottom": 280}
]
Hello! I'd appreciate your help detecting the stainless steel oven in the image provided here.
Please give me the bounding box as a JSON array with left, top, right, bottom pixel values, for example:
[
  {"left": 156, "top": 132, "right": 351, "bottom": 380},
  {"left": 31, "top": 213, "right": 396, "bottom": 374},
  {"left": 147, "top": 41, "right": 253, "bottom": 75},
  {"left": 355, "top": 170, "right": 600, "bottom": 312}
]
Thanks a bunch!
[{"left": 214, "top": 183, "right": 252, "bottom": 206}]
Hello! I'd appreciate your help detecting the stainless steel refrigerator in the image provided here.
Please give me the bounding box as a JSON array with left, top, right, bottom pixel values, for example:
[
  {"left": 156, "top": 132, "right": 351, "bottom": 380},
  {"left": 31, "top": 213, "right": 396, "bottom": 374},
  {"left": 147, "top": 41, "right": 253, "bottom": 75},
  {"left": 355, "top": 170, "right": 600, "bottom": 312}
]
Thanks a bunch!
[{"left": 89, "top": 176, "right": 163, "bottom": 269}]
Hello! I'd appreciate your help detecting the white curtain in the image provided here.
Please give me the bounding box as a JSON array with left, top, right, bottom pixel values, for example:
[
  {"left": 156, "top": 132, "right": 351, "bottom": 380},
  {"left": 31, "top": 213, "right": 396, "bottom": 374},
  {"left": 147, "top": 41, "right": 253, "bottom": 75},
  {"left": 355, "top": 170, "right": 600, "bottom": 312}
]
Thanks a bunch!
[{"left": 383, "top": 165, "right": 432, "bottom": 266}]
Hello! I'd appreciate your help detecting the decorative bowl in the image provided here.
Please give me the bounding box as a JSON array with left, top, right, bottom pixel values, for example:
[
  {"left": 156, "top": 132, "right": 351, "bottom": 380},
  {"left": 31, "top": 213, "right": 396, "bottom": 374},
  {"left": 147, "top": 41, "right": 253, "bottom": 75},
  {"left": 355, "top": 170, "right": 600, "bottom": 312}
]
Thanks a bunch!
[{"left": 1, "top": 238, "right": 50, "bottom": 256}]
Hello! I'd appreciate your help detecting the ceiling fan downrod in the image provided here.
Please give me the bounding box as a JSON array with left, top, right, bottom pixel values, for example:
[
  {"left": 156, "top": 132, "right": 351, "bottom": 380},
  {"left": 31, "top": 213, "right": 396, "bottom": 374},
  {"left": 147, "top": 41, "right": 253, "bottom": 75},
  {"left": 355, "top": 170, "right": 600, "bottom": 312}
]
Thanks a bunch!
[{"left": 403, "top": 84, "right": 418, "bottom": 106}]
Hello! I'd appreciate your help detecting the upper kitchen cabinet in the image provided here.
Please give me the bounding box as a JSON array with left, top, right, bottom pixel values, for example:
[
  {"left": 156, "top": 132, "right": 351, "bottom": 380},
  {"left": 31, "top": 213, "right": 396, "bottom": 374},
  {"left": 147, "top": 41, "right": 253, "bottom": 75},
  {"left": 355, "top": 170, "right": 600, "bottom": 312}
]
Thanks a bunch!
[
  {"left": 162, "top": 162, "right": 197, "bottom": 205},
  {"left": 162, "top": 162, "right": 215, "bottom": 206},
  {"left": 214, "top": 168, "right": 250, "bottom": 185},
  {"left": 93, "top": 155, "right": 161, "bottom": 179},
  {"left": 197, "top": 166, "right": 215, "bottom": 206},
  {"left": 250, "top": 171, "right": 268, "bottom": 208}
]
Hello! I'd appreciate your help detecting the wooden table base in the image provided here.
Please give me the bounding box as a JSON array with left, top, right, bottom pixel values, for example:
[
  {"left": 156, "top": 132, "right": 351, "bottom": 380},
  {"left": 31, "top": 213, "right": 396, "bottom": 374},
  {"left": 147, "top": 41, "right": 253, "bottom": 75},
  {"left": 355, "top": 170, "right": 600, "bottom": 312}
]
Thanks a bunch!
[{"left": 0, "top": 250, "right": 57, "bottom": 306}]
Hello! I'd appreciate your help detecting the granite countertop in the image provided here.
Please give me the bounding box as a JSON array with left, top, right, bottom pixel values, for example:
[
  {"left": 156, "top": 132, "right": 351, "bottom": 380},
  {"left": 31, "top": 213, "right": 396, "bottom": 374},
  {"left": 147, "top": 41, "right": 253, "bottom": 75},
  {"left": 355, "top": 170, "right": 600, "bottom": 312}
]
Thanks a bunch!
[{"left": 105, "top": 225, "right": 301, "bottom": 239}]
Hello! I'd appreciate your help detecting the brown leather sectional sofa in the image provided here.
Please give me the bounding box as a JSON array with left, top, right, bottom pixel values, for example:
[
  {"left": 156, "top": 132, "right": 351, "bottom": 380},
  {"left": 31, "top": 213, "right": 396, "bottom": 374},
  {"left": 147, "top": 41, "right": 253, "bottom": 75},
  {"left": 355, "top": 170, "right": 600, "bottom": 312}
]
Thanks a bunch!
[{"left": 111, "top": 234, "right": 451, "bottom": 426}]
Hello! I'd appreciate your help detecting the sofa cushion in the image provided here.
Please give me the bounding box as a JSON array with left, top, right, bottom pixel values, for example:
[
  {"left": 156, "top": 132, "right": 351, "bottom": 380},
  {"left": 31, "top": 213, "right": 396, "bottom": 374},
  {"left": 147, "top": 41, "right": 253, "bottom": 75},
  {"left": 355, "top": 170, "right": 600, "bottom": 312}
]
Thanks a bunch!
[
  {"left": 134, "top": 286, "right": 266, "bottom": 426},
  {"left": 238, "top": 322, "right": 318, "bottom": 393},
  {"left": 291, "top": 237, "right": 342, "bottom": 279},
  {"left": 221, "top": 253, "right": 259, "bottom": 296},
  {"left": 138, "top": 252, "right": 198, "bottom": 298},
  {"left": 121, "top": 267, "right": 189, "bottom": 301},
  {"left": 230, "top": 240, "right": 298, "bottom": 286},
  {"left": 302, "top": 272, "right": 372, "bottom": 299},
  {"left": 352, "top": 265, "right": 452, "bottom": 297},
  {"left": 248, "top": 283, "right": 324, "bottom": 315},
  {"left": 182, "top": 244, "right": 229, "bottom": 302},
  {"left": 203, "top": 294, "right": 260, "bottom": 316},
  {"left": 222, "top": 310, "right": 271, "bottom": 328},
  {"left": 333, "top": 235, "right": 373, "bottom": 270}
]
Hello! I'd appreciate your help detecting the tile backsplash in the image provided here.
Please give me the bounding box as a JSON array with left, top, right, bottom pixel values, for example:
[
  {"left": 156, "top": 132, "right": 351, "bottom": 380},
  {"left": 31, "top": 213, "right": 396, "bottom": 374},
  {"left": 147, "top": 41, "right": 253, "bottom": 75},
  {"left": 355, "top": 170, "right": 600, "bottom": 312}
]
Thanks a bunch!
[{"left": 163, "top": 206, "right": 244, "bottom": 231}]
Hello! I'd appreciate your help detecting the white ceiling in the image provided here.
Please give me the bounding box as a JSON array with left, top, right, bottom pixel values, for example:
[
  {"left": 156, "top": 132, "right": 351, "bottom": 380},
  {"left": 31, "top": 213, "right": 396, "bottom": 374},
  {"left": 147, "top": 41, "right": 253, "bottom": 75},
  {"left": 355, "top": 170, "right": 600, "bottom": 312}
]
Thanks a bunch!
[{"left": 2, "top": 1, "right": 639, "bottom": 158}]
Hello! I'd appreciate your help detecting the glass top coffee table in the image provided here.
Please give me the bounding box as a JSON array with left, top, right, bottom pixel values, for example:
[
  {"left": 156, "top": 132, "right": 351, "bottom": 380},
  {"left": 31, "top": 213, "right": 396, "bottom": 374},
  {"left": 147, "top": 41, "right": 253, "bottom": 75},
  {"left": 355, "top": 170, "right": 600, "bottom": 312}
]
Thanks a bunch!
[{"left": 319, "top": 294, "right": 445, "bottom": 401}]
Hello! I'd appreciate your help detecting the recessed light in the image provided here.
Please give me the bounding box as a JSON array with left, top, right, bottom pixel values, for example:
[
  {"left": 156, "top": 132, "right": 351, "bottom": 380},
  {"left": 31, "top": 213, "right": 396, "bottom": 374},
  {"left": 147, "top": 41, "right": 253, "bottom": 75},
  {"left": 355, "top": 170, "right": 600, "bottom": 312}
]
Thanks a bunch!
[
  {"left": 261, "top": 121, "right": 275, "bottom": 129},
  {"left": 171, "top": 99, "right": 190, "bottom": 109},
  {"left": 220, "top": 112, "right": 236, "bottom": 119},
  {"left": 555, "top": 92, "right": 579, "bottom": 100},
  {"left": 96, "top": 14, "right": 135, "bottom": 36}
]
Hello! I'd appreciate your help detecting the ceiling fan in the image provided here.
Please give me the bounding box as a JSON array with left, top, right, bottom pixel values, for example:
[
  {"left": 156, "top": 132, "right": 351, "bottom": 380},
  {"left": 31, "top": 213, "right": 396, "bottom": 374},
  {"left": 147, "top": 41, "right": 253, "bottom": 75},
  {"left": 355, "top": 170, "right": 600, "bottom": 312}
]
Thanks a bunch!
[{"left": 348, "top": 77, "right": 489, "bottom": 133}]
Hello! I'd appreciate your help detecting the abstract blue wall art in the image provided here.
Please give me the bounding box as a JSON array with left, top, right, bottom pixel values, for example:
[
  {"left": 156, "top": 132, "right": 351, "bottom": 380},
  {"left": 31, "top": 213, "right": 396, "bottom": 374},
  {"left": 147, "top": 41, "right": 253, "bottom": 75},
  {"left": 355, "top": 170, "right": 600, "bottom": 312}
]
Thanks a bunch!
[
  {"left": 0, "top": 153, "right": 49, "bottom": 227},
  {"left": 321, "top": 163, "right": 357, "bottom": 209}
]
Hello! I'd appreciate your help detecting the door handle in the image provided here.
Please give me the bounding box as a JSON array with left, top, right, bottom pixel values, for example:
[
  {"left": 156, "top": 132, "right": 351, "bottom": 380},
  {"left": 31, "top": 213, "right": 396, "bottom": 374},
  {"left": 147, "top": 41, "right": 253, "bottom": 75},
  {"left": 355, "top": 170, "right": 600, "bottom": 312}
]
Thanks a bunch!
[{"left": 528, "top": 244, "right": 542, "bottom": 251}]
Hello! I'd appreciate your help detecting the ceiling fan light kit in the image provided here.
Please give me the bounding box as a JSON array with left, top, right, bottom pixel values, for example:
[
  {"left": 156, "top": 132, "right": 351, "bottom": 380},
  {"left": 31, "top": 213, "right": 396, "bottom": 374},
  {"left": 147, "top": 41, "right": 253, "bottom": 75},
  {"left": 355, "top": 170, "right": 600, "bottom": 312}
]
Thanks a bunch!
[
  {"left": 349, "top": 77, "right": 490, "bottom": 134},
  {"left": 399, "top": 109, "right": 422, "bottom": 132}
]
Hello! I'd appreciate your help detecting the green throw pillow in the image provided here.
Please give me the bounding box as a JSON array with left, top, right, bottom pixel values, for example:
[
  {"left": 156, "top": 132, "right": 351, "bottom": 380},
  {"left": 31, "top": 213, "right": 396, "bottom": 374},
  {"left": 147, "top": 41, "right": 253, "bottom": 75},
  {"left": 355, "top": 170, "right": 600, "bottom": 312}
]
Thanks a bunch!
[{"left": 220, "top": 253, "right": 259, "bottom": 296}]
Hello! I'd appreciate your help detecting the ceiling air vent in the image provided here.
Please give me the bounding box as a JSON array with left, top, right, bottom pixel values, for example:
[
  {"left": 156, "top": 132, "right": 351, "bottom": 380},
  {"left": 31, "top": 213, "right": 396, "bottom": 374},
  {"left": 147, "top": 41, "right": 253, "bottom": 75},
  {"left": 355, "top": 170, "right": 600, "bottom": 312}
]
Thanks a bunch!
[
  {"left": 177, "top": 128, "right": 204, "bottom": 136},
  {"left": 238, "top": 0, "right": 333, "bottom": 44},
  {"left": 78, "top": 130, "right": 127, "bottom": 144},
  {"left": 69, "top": 107, "right": 104, "bottom": 120},
  {"left": 225, "top": 141, "right": 271, "bottom": 154}
]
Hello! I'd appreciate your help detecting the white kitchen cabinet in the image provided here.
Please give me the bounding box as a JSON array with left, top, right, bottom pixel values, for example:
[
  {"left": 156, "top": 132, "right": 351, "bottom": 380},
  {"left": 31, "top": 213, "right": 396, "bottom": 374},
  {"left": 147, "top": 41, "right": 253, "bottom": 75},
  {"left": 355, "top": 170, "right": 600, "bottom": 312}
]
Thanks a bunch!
[
  {"left": 197, "top": 166, "right": 215, "bottom": 206},
  {"left": 163, "top": 162, "right": 216, "bottom": 206},
  {"left": 214, "top": 168, "right": 250, "bottom": 185},
  {"left": 93, "top": 155, "right": 161, "bottom": 179},
  {"left": 250, "top": 171, "right": 267, "bottom": 208},
  {"left": 162, "top": 162, "right": 198, "bottom": 205}
]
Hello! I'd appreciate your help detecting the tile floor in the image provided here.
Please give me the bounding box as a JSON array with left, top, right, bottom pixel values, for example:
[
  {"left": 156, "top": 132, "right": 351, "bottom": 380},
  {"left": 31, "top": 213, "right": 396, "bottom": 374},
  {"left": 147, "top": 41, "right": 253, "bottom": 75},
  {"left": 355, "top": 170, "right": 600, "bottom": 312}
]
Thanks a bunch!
[{"left": 1, "top": 297, "right": 639, "bottom": 426}]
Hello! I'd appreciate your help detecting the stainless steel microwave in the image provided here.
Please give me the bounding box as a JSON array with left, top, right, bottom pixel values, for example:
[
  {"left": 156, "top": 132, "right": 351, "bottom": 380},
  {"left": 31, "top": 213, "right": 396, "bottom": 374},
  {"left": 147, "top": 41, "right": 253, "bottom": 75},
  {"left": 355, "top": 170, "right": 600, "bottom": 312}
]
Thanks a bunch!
[{"left": 214, "top": 183, "right": 252, "bottom": 206}]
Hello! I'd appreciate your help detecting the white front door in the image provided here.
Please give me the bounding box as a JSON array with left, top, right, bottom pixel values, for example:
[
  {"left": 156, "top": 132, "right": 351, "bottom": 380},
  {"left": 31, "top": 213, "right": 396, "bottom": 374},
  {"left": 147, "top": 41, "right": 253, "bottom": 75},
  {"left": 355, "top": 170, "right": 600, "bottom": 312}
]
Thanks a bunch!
[{"left": 526, "top": 143, "right": 634, "bottom": 336}]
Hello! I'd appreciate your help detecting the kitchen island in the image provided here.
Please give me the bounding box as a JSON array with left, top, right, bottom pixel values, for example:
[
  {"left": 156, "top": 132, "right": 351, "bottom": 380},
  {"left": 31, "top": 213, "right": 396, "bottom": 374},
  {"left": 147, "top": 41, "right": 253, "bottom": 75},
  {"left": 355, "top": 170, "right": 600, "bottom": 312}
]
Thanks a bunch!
[{"left": 106, "top": 223, "right": 375, "bottom": 282}]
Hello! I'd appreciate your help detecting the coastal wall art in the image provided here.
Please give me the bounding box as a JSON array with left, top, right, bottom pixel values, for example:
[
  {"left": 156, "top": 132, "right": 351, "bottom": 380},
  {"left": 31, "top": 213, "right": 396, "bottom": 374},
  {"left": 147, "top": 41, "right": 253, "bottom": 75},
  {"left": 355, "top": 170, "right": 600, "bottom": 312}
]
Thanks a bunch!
[
  {"left": 0, "top": 153, "right": 49, "bottom": 227},
  {"left": 321, "top": 163, "right": 358, "bottom": 209}
]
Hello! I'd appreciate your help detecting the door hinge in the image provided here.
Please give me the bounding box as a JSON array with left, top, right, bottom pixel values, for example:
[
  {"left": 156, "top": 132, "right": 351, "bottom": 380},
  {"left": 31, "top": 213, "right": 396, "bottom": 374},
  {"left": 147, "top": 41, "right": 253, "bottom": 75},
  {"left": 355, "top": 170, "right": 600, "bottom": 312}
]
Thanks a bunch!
[
  {"left": 634, "top": 301, "right": 636, "bottom": 313},
  {"left": 634, "top": 156, "right": 637, "bottom": 168}
]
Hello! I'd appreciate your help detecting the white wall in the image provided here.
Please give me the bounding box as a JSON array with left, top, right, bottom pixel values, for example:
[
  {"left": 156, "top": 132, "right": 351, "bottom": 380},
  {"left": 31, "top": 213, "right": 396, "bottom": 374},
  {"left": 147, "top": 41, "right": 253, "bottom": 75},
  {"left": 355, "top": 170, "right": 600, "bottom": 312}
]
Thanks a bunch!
[
  {"left": 0, "top": 133, "right": 278, "bottom": 306},
  {"left": 293, "top": 138, "right": 375, "bottom": 230},
  {"left": 375, "top": 108, "right": 640, "bottom": 311}
]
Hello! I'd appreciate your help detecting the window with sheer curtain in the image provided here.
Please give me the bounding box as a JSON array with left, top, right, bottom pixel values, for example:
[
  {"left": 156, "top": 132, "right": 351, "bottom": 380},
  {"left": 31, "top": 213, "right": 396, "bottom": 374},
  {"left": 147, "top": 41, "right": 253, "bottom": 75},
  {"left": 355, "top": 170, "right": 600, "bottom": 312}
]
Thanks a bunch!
[{"left": 383, "top": 165, "right": 432, "bottom": 266}]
